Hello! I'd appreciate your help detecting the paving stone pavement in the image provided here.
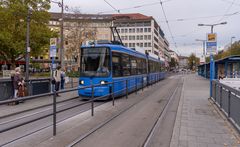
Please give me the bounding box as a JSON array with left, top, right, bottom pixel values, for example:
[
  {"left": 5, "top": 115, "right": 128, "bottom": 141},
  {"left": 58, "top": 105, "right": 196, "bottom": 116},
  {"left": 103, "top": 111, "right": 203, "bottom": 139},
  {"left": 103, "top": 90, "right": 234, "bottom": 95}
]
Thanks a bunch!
[{"left": 170, "top": 74, "right": 240, "bottom": 147}]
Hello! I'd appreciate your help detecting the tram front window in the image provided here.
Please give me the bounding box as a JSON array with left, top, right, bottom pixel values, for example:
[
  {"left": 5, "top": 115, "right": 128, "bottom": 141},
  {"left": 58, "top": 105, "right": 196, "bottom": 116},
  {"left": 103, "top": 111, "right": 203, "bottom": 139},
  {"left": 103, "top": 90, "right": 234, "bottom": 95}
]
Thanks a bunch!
[{"left": 80, "top": 47, "right": 110, "bottom": 77}]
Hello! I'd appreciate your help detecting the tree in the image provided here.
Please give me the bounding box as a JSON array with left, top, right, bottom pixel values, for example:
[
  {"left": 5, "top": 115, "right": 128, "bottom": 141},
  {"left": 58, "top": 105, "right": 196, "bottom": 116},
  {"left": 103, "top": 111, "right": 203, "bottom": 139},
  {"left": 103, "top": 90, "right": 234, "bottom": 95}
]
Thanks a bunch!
[
  {"left": 169, "top": 57, "right": 178, "bottom": 69},
  {"left": 63, "top": 10, "right": 98, "bottom": 69},
  {"left": 188, "top": 53, "right": 200, "bottom": 70},
  {"left": 0, "top": 0, "right": 56, "bottom": 68}
]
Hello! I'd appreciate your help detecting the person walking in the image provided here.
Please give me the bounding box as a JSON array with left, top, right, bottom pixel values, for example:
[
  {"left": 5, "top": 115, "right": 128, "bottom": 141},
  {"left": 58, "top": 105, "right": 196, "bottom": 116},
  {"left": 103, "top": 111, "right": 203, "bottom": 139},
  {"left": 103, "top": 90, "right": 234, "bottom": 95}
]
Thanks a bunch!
[
  {"left": 54, "top": 66, "right": 61, "bottom": 96},
  {"left": 60, "top": 69, "right": 66, "bottom": 89}
]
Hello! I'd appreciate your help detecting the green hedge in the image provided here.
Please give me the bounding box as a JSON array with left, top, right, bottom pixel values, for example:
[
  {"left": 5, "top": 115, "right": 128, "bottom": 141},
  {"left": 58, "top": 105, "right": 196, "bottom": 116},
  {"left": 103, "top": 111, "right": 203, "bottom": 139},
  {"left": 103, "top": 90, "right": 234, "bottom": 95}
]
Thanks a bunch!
[{"left": 66, "top": 71, "right": 80, "bottom": 77}]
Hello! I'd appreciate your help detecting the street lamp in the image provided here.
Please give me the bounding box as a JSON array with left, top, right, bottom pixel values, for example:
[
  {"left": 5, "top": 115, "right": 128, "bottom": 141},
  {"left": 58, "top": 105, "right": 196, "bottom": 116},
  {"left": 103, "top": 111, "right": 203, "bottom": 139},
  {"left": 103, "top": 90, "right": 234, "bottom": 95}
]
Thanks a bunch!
[
  {"left": 231, "top": 36, "right": 236, "bottom": 45},
  {"left": 195, "top": 39, "right": 206, "bottom": 56},
  {"left": 198, "top": 21, "right": 227, "bottom": 33}
]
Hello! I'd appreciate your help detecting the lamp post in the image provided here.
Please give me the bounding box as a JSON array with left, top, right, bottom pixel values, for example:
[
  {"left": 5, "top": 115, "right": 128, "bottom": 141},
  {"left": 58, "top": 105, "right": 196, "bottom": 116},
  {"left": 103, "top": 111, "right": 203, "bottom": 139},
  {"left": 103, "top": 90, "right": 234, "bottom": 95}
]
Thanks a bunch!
[
  {"left": 196, "top": 39, "right": 206, "bottom": 77},
  {"left": 60, "top": 0, "right": 64, "bottom": 68},
  {"left": 231, "top": 36, "right": 235, "bottom": 45},
  {"left": 198, "top": 22, "right": 227, "bottom": 34},
  {"left": 195, "top": 39, "right": 206, "bottom": 56},
  {"left": 25, "top": 8, "right": 31, "bottom": 82},
  {"left": 51, "top": 0, "right": 65, "bottom": 68},
  {"left": 198, "top": 21, "right": 227, "bottom": 97}
]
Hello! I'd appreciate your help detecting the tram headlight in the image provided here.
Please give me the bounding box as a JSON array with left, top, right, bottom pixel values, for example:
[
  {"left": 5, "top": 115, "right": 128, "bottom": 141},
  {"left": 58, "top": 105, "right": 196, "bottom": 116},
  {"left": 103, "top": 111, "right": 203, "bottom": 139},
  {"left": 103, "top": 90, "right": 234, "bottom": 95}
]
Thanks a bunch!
[
  {"left": 80, "top": 80, "right": 84, "bottom": 85},
  {"left": 100, "top": 81, "right": 105, "bottom": 85}
]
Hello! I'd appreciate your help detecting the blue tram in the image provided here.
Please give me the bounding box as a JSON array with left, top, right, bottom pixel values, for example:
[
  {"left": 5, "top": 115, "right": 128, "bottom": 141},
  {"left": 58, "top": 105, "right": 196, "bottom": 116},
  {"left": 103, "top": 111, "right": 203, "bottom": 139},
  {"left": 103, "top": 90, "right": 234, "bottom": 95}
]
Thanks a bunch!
[{"left": 78, "top": 43, "right": 165, "bottom": 99}]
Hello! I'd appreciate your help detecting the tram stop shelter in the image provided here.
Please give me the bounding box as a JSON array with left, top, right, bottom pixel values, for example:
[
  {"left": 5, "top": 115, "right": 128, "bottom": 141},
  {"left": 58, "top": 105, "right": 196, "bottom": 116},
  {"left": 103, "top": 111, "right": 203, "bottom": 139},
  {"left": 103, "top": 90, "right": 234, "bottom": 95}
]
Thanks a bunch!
[{"left": 198, "top": 55, "right": 240, "bottom": 79}]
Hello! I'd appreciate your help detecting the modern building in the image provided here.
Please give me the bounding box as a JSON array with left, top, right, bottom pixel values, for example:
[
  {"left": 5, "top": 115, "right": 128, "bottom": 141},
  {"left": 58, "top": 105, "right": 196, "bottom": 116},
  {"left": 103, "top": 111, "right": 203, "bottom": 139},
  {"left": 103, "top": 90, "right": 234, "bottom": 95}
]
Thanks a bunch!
[
  {"left": 178, "top": 56, "right": 188, "bottom": 69},
  {"left": 169, "top": 50, "right": 179, "bottom": 63},
  {"left": 112, "top": 13, "right": 171, "bottom": 63}
]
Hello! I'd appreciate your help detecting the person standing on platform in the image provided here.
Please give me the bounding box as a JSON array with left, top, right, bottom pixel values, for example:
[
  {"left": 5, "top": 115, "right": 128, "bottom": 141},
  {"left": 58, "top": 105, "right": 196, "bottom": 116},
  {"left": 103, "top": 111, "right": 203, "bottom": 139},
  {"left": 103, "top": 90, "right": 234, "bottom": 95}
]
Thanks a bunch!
[
  {"left": 54, "top": 66, "right": 61, "bottom": 96},
  {"left": 61, "top": 69, "right": 66, "bottom": 89}
]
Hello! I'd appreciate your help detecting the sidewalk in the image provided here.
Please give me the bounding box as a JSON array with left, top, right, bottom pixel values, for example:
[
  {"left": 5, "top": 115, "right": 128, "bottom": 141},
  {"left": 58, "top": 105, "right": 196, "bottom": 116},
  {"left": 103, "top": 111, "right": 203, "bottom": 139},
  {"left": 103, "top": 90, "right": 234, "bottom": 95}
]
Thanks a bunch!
[{"left": 170, "top": 74, "right": 240, "bottom": 147}]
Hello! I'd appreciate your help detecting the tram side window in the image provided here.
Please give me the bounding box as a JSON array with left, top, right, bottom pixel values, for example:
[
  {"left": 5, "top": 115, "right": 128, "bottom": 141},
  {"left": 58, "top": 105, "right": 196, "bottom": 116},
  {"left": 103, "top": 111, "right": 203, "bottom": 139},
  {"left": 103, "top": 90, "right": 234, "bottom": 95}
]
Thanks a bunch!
[
  {"left": 142, "top": 59, "right": 147, "bottom": 74},
  {"left": 112, "top": 52, "right": 122, "bottom": 77},
  {"left": 130, "top": 57, "right": 137, "bottom": 75},
  {"left": 122, "top": 54, "right": 131, "bottom": 76}
]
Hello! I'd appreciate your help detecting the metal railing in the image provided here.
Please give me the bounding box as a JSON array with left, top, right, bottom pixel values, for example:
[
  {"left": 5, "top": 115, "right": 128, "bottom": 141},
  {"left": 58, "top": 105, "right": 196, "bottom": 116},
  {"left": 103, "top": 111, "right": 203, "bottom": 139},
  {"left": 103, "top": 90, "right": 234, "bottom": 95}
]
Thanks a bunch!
[
  {"left": 211, "top": 80, "right": 240, "bottom": 133},
  {"left": 0, "top": 73, "right": 165, "bottom": 145}
]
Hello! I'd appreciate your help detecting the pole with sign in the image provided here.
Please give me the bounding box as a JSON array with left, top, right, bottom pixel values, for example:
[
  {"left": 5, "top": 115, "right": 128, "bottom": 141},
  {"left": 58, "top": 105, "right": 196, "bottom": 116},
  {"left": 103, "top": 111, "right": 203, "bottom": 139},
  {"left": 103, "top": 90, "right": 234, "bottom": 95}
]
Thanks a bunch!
[
  {"left": 206, "top": 33, "right": 217, "bottom": 97},
  {"left": 50, "top": 38, "right": 57, "bottom": 91}
]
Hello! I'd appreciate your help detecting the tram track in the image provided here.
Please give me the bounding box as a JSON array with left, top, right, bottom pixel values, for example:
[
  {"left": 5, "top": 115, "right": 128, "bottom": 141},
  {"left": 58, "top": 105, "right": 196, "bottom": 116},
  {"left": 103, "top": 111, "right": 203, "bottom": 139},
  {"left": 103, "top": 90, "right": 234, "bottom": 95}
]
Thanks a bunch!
[
  {"left": 0, "top": 97, "right": 105, "bottom": 146},
  {"left": 67, "top": 76, "right": 183, "bottom": 147},
  {"left": 143, "top": 77, "right": 183, "bottom": 147}
]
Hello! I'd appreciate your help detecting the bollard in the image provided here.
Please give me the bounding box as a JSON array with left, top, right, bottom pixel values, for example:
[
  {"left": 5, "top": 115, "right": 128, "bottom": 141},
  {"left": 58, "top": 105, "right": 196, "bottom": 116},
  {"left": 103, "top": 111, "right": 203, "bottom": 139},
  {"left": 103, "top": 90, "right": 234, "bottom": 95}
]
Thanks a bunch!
[
  {"left": 112, "top": 81, "right": 115, "bottom": 106},
  {"left": 126, "top": 80, "right": 128, "bottom": 99},
  {"left": 91, "top": 84, "right": 94, "bottom": 116},
  {"left": 53, "top": 90, "right": 57, "bottom": 136}
]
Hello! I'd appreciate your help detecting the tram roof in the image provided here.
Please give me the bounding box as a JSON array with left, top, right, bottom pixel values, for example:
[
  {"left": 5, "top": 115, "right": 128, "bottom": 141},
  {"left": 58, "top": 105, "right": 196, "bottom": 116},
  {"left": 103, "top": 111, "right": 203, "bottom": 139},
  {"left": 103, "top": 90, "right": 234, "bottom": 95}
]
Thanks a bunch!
[
  {"left": 82, "top": 44, "right": 160, "bottom": 62},
  {"left": 198, "top": 55, "right": 240, "bottom": 67}
]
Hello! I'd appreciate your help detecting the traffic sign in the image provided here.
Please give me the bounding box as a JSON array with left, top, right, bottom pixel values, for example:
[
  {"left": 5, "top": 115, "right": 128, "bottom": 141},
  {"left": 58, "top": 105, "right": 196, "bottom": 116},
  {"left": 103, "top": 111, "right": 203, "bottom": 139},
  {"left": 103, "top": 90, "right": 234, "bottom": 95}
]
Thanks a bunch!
[
  {"left": 207, "top": 33, "right": 217, "bottom": 42},
  {"left": 50, "top": 46, "right": 57, "bottom": 57},
  {"left": 50, "top": 38, "right": 57, "bottom": 46},
  {"left": 206, "top": 41, "right": 217, "bottom": 54}
]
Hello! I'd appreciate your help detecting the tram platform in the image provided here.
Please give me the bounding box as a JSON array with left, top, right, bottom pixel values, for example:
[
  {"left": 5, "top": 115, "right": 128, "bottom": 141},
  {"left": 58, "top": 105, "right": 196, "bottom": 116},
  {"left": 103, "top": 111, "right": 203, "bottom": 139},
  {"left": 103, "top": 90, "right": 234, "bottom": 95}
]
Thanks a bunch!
[{"left": 170, "top": 74, "right": 240, "bottom": 147}]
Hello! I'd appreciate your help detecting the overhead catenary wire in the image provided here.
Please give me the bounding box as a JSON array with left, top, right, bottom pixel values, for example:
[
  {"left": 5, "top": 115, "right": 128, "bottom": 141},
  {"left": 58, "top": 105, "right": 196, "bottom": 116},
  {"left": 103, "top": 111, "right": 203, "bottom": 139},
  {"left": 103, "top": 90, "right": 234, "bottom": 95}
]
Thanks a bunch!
[
  {"left": 221, "top": 0, "right": 240, "bottom": 7},
  {"left": 217, "top": 0, "right": 237, "bottom": 22},
  {"left": 159, "top": 0, "right": 178, "bottom": 51},
  {"left": 103, "top": 0, "right": 120, "bottom": 14},
  {"left": 98, "top": 0, "right": 173, "bottom": 14}
]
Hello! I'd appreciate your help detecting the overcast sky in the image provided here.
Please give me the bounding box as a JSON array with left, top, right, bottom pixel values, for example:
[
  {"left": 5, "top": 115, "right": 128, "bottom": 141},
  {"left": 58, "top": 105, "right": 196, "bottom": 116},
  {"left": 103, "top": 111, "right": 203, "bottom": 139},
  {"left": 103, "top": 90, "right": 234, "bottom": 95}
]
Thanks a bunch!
[{"left": 50, "top": 0, "right": 240, "bottom": 57}]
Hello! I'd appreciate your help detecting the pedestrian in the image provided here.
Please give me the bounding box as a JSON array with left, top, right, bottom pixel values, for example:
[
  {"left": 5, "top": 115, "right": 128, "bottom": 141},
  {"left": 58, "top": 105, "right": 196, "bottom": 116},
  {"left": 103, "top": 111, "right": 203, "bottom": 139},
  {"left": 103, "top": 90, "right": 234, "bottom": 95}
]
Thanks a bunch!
[
  {"left": 12, "top": 67, "right": 23, "bottom": 105},
  {"left": 60, "top": 69, "right": 66, "bottom": 89},
  {"left": 54, "top": 66, "right": 61, "bottom": 96}
]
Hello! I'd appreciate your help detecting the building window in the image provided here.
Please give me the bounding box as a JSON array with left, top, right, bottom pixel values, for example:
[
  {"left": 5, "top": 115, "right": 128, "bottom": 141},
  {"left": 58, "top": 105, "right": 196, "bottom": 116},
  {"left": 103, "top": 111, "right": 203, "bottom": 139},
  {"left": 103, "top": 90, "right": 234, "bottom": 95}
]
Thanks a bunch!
[
  {"left": 148, "top": 35, "right": 151, "bottom": 40},
  {"left": 148, "top": 43, "right": 151, "bottom": 47},
  {"left": 144, "top": 43, "right": 148, "bottom": 47},
  {"left": 121, "top": 29, "right": 124, "bottom": 33},
  {"left": 140, "top": 28, "right": 143, "bottom": 33},
  {"left": 132, "top": 28, "right": 135, "bottom": 33},
  {"left": 137, "top": 43, "right": 140, "bottom": 46},
  {"left": 132, "top": 43, "right": 135, "bottom": 47},
  {"left": 125, "top": 29, "right": 128, "bottom": 33},
  {"left": 140, "top": 43, "right": 143, "bottom": 47},
  {"left": 136, "top": 28, "right": 140, "bottom": 33},
  {"left": 65, "top": 40, "right": 68, "bottom": 45},
  {"left": 144, "top": 35, "right": 148, "bottom": 40},
  {"left": 140, "top": 35, "right": 143, "bottom": 40},
  {"left": 144, "top": 28, "right": 148, "bottom": 32},
  {"left": 148, "top": 28, "right": 151, "bottom": 32},
  {"left": 136, "top": 35, "right": 140, "bottom": 40}
]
